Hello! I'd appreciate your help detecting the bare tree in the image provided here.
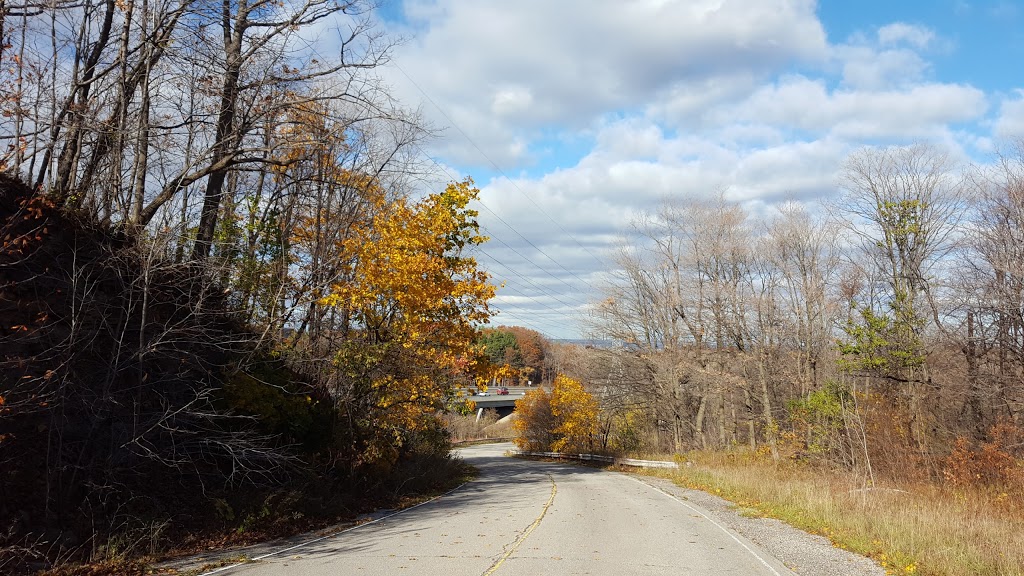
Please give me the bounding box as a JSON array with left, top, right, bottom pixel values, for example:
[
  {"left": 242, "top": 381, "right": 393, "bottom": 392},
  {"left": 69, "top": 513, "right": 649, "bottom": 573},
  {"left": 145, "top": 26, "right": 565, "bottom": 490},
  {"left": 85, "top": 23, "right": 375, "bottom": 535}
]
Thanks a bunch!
[
  {"left": 959, "top": 141, "right": 1024, "bottom": 426},
  {"left": 763, "top": 202, "right": 841, "bottom": 393},
  {"left": 591, "top": 194, "right": 758, "bottom": 450},
  {"left": 838, "top": 143, "right": 966, "bottom": 338},
  {"left": 835, "top": 143, "right": 966, "bottom": 455}
]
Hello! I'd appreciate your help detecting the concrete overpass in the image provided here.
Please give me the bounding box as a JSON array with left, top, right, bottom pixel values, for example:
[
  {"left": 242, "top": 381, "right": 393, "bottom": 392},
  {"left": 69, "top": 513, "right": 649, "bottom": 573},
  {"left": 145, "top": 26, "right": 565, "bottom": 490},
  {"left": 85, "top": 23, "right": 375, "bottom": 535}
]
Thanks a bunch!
[{"left": 459, "top": 387, "right": 535, "bottom": 420}]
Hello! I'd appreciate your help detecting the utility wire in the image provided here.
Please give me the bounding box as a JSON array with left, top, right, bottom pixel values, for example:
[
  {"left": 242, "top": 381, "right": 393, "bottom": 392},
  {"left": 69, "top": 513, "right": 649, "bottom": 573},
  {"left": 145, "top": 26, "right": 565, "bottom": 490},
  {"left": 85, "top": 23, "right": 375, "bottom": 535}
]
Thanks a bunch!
[
  {"left": 412, "top": 142, "right": 595, "bottom": 297},
  {"left": 473, "top": 222, "right": 591, "bottom": 300},
  {"left": 238, "top": 35, "right": 586, "bottom": 338},
  {"left": 477, "top": 247, "right": 589, "bottom": 309},
  {"left": 398, "top": 148, "right": 584, "bottom": 336},
  {"left": 486, "top": 306, "right": 568, "bottom": 339},
  {"left": 399, "top": 150, "right": 585, "bottom": 336},
  {"left": 488, "top": 274, "right": 585, "bottom": 319}
]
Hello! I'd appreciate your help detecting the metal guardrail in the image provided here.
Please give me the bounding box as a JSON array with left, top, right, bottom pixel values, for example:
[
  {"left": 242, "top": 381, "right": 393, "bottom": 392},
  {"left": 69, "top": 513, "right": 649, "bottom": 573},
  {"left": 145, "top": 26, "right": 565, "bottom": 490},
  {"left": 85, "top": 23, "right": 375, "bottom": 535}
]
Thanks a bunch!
[{"left": 515, "top": 450, "right": 679, "bottom": 469}]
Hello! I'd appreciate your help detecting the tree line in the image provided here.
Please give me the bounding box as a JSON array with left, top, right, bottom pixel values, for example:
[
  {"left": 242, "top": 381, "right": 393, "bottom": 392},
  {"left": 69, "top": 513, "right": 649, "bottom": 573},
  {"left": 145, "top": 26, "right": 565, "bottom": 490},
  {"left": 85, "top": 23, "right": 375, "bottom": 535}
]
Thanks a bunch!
[
  {"left": 576, "top": 142, "right": 1024, "bottom": 483},
  {"left": 0, "top": 2, "right": 508, "bottom": 572}
]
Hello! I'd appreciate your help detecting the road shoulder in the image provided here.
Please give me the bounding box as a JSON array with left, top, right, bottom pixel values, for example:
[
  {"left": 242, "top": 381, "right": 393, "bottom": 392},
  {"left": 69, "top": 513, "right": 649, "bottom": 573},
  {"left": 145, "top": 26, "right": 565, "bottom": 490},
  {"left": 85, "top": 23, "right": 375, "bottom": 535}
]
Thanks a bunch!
[{"left": 628, "top": 473, "right": 885, "bottom": 576}]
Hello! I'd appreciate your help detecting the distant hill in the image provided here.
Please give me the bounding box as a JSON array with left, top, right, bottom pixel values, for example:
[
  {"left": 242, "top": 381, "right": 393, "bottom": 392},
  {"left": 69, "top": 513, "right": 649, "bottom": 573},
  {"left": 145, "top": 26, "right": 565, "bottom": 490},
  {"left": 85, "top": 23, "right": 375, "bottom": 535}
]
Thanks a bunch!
[{"left": 552, "top": 338, "right": 620, "bottom": 349}]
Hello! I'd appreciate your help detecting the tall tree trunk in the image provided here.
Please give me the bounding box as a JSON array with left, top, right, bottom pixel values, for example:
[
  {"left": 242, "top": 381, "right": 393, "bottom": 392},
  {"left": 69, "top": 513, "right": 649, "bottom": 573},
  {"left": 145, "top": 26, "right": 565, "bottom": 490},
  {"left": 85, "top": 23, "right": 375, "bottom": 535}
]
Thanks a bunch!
[
  {"left": 129, "top": 7, "right": 152, "bottom": 226},
  {"left": 192, "top": 0, "right": 244, "bottom": 260},
  {"left": 961, "top": 311, "right": 984, "bottom": 436},
  {"left": 759, "top": 351, "right": 778, "bottom": 460},
  {"left": 694, "top": 394, "right": 707, "bottom": 449},
  {"left": 53, "top": 0, "right": 117, "bottom": 202}
]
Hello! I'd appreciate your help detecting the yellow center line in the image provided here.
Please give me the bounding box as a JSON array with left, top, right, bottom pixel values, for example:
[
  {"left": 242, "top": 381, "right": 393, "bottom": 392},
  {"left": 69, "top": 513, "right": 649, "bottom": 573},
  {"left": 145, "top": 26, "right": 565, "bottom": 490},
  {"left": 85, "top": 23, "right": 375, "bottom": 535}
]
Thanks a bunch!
[{"left": 482, "top": 474, "right": 557, "bottom": 576}]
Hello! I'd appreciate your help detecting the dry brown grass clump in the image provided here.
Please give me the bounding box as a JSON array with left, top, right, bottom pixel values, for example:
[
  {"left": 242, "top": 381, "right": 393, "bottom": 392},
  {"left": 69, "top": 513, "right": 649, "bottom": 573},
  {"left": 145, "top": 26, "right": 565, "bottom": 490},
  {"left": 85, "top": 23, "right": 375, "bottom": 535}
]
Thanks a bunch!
[
  {"left": 444, "top": 410, "right": 514, "bottom": 442},
  {"left": 672, "top": 449, "right": 1024, "bottom": 576}
]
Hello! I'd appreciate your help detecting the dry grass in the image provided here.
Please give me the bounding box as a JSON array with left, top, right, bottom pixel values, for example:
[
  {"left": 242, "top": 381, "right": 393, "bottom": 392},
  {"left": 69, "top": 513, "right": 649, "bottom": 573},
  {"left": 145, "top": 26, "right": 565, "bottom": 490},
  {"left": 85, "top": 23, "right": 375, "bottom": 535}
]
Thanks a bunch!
[
  {"left": 444, "top": 411, "right": 514, "bottom": 442},
  {"left": 666, "top": 451, "right": 1024, "bottom": 576}
]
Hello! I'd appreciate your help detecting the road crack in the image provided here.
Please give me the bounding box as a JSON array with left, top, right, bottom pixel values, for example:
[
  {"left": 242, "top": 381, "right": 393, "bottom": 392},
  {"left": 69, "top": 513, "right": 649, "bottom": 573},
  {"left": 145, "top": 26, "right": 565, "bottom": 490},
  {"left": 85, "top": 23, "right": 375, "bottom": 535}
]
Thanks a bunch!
[{"left": 481, "top": 473, "right": 557, "bottom": 576}]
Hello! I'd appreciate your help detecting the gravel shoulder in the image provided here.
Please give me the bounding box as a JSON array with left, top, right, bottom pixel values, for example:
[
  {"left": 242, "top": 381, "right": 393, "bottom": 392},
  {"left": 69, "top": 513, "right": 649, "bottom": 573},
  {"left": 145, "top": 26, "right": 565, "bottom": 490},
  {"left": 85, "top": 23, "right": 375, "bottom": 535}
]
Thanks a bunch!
[{"left": 628, "top": 472, "right": 885, "bottom": 576}]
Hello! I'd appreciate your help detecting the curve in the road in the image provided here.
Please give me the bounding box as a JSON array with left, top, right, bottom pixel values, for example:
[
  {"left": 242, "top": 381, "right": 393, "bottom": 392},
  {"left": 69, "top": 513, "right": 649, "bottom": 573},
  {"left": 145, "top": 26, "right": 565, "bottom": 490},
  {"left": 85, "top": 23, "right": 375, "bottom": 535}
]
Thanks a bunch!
[
  {"left": 196, "top": 482, "right": 473, "bottom": 576},
  {"left": 202, "top": 442, "right": 796, "bottom": 576}
]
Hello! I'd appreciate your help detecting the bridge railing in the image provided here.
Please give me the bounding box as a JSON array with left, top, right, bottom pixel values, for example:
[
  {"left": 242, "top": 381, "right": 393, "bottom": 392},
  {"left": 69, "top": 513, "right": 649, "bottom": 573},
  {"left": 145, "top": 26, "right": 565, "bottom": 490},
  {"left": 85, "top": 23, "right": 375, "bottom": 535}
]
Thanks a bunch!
[{"left": 514, "top": 450, "right": 678, "bottom": 469}]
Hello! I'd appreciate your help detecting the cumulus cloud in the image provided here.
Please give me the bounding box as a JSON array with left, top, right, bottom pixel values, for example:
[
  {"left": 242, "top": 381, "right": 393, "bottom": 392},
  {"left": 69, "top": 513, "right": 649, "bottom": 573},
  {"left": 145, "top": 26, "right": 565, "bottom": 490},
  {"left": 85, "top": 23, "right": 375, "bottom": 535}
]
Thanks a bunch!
[
  {"left": 369, "top": 3, "right": 995, "bottom": 337},
  {"left": 877, "top": 23, "right": 935, "bottom": 49},
  {"left": 995, "top": 91, "right": 1024, "bottom": 139},
  {"left": 724, "top": 76, "right": 987, "bottom": 139},
  {"left": 385, "top": 0, "right": 826, "bottom": 165},
  {"left": 830, "top": 24, "right": 941, "bottom": 90},
  {"left": 472, "top": 126, "right": 860, "bottom": 337},
  {"left": 838, "top": 45, "right": 930, "bottom": 89},
  {"left": 490, "top": 85, "right": 534, "bottom": 118}
]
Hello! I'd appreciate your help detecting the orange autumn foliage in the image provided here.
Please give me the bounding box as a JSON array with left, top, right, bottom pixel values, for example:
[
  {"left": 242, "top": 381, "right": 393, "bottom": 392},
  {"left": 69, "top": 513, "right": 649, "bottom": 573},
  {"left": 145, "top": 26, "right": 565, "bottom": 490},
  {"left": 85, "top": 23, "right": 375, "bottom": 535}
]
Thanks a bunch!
[
  {"left": 550, "top": 375, "right": 599, "bottom": 453},
  {"left": 513, "top": 387, "right": 556, "bottom": 452},
  {"left": 944, "top": 421, "right": 1024, "bottom": 489},
  {"left": 320, "top": 178, "right": 495, "bottom": 466},
  {"left": 513, "top": 375, "right": 598, "bottom": 453}
]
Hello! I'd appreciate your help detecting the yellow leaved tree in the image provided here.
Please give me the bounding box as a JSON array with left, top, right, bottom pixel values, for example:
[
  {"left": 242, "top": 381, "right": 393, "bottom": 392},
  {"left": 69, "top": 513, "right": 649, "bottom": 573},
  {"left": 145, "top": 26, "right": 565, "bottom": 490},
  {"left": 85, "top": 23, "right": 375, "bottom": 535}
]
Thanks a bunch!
[
  {"left": 550, "top": 375, "right": 599, "bottom": 453},
  {"left": 513, "top": 374, "right": 598, "bottom": 453},
  {"left": 321, "top": 178, "right": 494, "bottom": 470},
  {"left": 513, "top": 388, "right": 556, "bottom": 451}
]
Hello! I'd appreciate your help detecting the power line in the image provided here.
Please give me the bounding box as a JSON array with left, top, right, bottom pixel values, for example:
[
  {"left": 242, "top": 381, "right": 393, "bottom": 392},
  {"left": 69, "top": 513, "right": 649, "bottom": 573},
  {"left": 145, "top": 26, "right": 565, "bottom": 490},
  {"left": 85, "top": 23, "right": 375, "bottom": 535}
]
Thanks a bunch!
[
  {"left": 485, "top": 307, "right": 570, "bottom": 339},
  {"left": 473, "top": 195, "right": 597, "bottom": 289},
  {"left": 488, "top": 273, "right": 585, "bottom": 318},
  {"left": 191, "top": 33, "right": 586, "bottom": 338},
  {"left": 477, "top": 247, "right": 589, "bottom": 310},
  {"left": 398, "top": 157, "right": 582, "bottom": 337},
  {"left": 396, "top": 148, "right": 585, "bottom": 337},
  {"left": 422, "top": 155, "right": 598, "bottom": 293},
  {"left": 410, "top": 142, "right": 595, "bottom": 296},
  {"left": 473, "top": 221, "right": 590, "bottom": 299}
]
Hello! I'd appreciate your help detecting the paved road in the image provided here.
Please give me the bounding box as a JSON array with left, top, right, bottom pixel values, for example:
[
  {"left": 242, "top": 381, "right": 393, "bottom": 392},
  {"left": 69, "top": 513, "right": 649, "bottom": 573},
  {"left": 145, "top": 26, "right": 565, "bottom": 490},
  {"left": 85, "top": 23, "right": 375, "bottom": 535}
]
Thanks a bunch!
[{"left": 209, "top": 443, "right": 795, "bottom": 575}]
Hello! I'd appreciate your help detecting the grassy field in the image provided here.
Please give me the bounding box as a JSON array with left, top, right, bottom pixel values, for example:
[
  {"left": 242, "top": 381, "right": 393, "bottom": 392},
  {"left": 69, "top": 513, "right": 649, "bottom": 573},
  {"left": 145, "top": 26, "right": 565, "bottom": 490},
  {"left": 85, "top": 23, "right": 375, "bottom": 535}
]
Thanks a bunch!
[{"left": 658, "top": 451, "right": 1024, "bottom": 576}]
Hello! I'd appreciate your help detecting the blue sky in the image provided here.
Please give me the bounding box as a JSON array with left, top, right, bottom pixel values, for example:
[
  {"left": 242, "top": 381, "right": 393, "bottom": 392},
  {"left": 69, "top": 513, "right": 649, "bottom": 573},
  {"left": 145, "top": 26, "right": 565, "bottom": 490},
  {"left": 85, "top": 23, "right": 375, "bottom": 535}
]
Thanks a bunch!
[
  {"left": 820, "top": 1, "right": 1023, "bottom": 90},
  {"left": 367, "top": 0, "right": 1024, "bottom": 339}
]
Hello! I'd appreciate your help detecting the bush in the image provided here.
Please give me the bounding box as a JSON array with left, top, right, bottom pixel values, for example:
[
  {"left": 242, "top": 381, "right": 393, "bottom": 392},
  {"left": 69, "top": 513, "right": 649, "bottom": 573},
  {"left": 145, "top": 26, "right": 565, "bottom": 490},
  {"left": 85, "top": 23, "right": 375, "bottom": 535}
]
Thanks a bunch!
[
  {"left": 444, "top": 410, "right": 499, "bottom": 442},
  {"left": 550, "top": 375, "right": 598, "bottom": 453},
  {"left": 786, "top": 381, "right": 851, "bottom": 460},
  {"left": 513, "top": 375, "right": 598, "bottom": 453},
  {"left": 944, "top": 421, "right": 1023, "bottom": 489},
  {"left": 220, "top": 358, "right": 334, "bottom": 452},
  {"left": 513, "top": 388, "right": 556, "bottom": 451}
]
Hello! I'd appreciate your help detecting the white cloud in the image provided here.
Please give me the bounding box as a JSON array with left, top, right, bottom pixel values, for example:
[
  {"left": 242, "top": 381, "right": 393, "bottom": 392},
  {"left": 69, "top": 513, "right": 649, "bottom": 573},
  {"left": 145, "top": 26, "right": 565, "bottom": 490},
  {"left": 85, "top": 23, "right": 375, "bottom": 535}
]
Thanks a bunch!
[
  {"left": 491, "top": 85, "right": 534, "bottom": 118},
  {"left": 730, "top": 138, "right": 848, "bottom": 202},
  {"left": 647, "top": 73, "right": 761, "bottom": 128},
  {"left": 829, "top": 24, "right": 942, "bottom": 90},
  {"left": 368, "top": 5, "right": 997, "bottom": 337},
  {"left": 995, "top": 91, "right": 1024, "bottom": 139},
  {"left": 386, "top": 0, "right": 827, "bottom": 165},
  {"left": 593, "top": 119, "right": 664, "bottom": 159},
  {"left": 724, "top": 76, "right": 987, "bottom": 139},
  {"left": 838, "top": 45, "right": 930, "bottom": 89},
  {"left": 877, "top": 23, "right": 935, "bottom": 49},
  {"left": 476, "top": 119, "right": 850, "bottom": 275}
]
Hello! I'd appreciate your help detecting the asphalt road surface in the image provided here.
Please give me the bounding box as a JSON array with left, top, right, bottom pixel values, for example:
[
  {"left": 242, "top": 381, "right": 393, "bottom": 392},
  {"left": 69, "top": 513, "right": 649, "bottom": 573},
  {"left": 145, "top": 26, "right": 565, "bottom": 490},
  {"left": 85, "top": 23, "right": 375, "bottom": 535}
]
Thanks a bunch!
[{"left": 207, "top": 442, "right": 796, "bottom": 575}]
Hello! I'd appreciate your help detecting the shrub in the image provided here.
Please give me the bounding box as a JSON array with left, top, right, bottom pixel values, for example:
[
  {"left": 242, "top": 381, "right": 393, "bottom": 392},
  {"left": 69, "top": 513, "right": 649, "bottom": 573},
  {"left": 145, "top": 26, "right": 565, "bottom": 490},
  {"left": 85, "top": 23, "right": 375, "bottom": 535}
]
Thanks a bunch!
[
  {"left": 786, "top": 381, "right": 850, "bottom": 458},
  {"left": 513, "top": 375, "right": 599, "bottom": 453},
  {"left": 513, "top": 388, "right": 556, "bottom": 451},
  {"left": 944, "top": 421, "right": 1023, "bottom": 489},
  {"left": 550, "top": 375, "right": 599, "bottom": 453}
]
